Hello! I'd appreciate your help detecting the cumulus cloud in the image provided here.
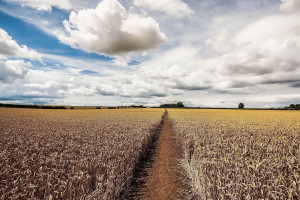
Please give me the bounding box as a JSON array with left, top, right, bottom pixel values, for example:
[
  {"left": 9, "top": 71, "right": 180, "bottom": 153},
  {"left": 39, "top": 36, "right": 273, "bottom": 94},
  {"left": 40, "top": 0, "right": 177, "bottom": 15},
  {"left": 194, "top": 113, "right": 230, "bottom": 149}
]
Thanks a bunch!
[
  {"left": 0, "top": 28, "right": 42, "bottom": 62},
  {"left": 21, "top": 66, "right": 168, "bottom": 99},
  {"left": 204, "top": 3, "right": 300, "bottom": 87},
  {"left": 219, "top": 37, "right": 300, "bottom": 76},
  {"left": 0, "top": 60, "right": 31, "bottom": 83},
  {"left": 234, "top": 15, "right": 300, "bottom": 45},
  {"left": 280, "top": 0, "right": 300, "bottom": 13},
  {"left": 185, "top": 0, "right": 300, "bottom": 99},
  {"left": 4, "top": 0, "right": 72, "bottom": 11},
  {"left": 205, "top": 27, "right": 234, "bottom": 56},
  {"left": 133, "top": 0, "right": 194, "bottom": 18},
  {"left": 59, "top": 0, "right": 166, "bottom": 56},
  {"left": 135, "top": 45, "right": 213, "bottom": 93}
]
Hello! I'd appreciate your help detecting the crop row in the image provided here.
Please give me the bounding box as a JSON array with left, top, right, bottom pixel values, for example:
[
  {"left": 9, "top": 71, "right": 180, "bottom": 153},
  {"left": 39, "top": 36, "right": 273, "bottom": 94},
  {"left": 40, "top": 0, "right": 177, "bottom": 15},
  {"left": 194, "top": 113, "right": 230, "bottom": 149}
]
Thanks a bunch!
[
  {"left": 169, "top": 109, "right": 299, "bottom": 199},
  {"left": 0, "top": 108, "right": 164, "bottom": 199}
]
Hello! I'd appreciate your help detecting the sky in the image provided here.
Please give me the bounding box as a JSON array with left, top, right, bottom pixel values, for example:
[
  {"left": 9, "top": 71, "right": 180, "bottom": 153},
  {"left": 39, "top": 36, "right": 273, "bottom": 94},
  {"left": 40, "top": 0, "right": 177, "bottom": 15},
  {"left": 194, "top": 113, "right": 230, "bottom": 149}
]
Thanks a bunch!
[{"left": 0, "top": 0, "right": 299, "bottom": 107}]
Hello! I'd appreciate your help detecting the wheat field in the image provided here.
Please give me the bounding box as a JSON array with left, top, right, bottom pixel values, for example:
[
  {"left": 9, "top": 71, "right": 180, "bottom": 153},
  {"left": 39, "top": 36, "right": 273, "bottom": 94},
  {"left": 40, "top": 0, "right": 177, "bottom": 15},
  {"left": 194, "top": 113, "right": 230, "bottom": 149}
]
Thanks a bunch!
[
  {"left": 0, "top": 107, "right": 164, "bottom": 199},
  {"left": 1, "top": 107, "right": 299, "bottom": 199},
  {"left": 169, "top": 109, "right": 299, "bottom": 199}
]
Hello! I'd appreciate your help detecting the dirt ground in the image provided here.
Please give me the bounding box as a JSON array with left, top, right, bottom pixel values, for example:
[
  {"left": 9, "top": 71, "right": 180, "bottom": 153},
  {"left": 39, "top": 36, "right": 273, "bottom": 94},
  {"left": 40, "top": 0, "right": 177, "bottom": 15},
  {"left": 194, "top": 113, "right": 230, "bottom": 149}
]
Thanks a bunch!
[{"left": 138, "top": 118, "right": 187, "bottom": 200}]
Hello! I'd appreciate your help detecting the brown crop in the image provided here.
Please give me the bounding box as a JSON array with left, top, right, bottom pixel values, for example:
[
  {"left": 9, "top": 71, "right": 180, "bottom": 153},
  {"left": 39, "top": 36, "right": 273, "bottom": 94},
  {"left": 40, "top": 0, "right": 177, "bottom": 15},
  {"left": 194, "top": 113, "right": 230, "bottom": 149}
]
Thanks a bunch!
[
  {"left": 169, "top": 109, "right": 300, "bottom": 199},
  {"left": 0, "top": 107, "right": 164, "bottom": 199}
]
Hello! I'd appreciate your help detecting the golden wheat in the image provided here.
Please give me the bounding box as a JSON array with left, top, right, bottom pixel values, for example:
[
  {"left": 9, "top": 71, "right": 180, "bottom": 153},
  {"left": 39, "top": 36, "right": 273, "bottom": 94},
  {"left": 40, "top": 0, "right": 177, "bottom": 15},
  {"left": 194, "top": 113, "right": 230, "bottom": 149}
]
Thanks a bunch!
[
  {"left": 168, "top": 109, "right": 299, "bottom": 199},
  {"left": 0, "top": 107, "right": 164, "bottom": 199}
]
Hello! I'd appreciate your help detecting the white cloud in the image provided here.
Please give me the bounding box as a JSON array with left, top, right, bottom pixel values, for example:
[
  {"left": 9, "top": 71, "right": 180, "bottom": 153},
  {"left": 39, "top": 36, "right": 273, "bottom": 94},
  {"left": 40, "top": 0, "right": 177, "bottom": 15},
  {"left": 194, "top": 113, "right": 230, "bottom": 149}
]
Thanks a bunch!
[
  {"left": 4, "top": 0, "right": 72, "bottom": 11},
  {"left": 234, "top": 14, "right": 300, "bottom": 45},
  {"left": 0, "top": 60, "right": 31, "bottom": 83},
  {"left": 25, "top": 81, "right": 60, "bottom": 89},
  {"left": 133, "top": 0, "right": 194, "bottom": 18},
  {"left": 205, "top": 27, "right": 234, "bottom": 56},
  {"left": 203, "top": 2, "right": 300, "bottom": 85},
  {"left": 280, "top": 0, "right": 300, "bottom": 13},
  {"left": 134, "top": 45, "right": 214, "bottom": 94},
  {"left": 59, "top": 0, "right": 166, "bottom": 56},
  {"left": 0, "top": 28, "right": 42, "bottom": 62},
  {"left": 216, "top": 36, "right": 300, "bottom": 76},
  {"left": 217, "top": 10, "right": 300, "bottom": 77}
]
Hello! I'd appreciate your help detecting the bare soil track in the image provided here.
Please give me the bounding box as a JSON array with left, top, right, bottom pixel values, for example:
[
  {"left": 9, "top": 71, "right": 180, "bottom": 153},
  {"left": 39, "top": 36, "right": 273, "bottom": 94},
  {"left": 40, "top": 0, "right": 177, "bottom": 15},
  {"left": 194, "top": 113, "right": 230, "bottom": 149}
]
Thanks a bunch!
[
  {"left": 139, "top": 117, "right": 187, "bottom": 200},
  {"left": 123, "top": 112, "right": 188, "bottom": 200}
]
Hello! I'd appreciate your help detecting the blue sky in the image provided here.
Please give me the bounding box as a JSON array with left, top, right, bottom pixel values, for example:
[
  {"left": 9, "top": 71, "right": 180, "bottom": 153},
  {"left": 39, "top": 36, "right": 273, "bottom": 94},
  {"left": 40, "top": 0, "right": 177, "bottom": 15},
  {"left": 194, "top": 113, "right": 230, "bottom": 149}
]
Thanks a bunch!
[{"left": 0, "top": 0, "right": 300, "bottom": 107}]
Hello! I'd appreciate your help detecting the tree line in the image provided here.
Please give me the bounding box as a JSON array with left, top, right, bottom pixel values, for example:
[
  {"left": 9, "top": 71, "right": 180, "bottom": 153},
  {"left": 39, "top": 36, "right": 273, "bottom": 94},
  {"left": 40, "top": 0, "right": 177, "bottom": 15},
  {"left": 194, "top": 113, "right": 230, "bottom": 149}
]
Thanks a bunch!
[{"left": 0, "top": 103, "right": 66, "bottom": 109}]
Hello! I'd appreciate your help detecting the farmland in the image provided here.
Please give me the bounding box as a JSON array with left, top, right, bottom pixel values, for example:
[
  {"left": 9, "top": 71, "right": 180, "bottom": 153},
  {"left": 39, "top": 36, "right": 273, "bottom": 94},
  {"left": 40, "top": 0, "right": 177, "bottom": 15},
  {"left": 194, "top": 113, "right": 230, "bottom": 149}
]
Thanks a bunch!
[
  {"left": 0, "top": 107, "right": 164, "bottom": 199},
  {"left": 168, "top": 109, "right": 300, "bottom": 199},
  {"left": 1, "top": 107, "right": 299, "bottom": 199}
]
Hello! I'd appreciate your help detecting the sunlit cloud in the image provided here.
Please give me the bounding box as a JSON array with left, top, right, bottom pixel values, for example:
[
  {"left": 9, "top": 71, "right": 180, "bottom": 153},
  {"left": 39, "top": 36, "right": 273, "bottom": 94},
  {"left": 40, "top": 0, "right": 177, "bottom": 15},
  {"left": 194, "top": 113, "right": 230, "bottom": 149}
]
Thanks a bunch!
[{"left": 59, "top": 0, "right": 166, "bottom": 56}]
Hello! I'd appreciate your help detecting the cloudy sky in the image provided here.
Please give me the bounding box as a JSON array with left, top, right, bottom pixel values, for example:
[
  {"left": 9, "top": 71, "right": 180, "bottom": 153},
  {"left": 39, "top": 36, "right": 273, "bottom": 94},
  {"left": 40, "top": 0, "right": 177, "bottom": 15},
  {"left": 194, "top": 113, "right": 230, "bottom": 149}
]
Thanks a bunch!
[{"left": 0, "top": 0, "right": 299, "bottom": 107}]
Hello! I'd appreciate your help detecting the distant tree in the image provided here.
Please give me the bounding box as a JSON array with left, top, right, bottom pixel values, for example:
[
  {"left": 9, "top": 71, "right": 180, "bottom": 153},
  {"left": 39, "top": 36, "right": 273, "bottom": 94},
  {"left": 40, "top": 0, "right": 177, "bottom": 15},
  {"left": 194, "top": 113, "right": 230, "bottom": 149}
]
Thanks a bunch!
[
  {"left": 160, "top": 102, "right": 185, "bottom": 108},
  {"left": 288, "top": 104, "right": 300, "bottom": 110},
  {"left": 177, "top": 102, "right": 185, "bottom": 107},
  {"left": 238, "top": 103, "right": 244, "bottom": 109}
]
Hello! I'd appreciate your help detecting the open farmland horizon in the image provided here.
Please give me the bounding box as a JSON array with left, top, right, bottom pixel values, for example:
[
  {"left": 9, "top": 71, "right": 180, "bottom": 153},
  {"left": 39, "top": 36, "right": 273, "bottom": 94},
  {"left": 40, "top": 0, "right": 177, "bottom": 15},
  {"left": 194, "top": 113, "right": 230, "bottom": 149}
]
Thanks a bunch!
[
  {"left": 1, "top": 102, "right": 299, "bottom": 110},
  {"left": 0, "top": 0, "right": 300, "bottom": 198}
]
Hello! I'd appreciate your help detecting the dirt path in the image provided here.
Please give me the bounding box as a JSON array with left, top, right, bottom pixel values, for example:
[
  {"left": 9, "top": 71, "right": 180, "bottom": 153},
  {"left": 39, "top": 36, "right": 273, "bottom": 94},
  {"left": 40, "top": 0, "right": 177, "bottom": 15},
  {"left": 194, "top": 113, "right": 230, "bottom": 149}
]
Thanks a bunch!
[{"left": 137, "top": 117, "right": 187, "bottom": 200}]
